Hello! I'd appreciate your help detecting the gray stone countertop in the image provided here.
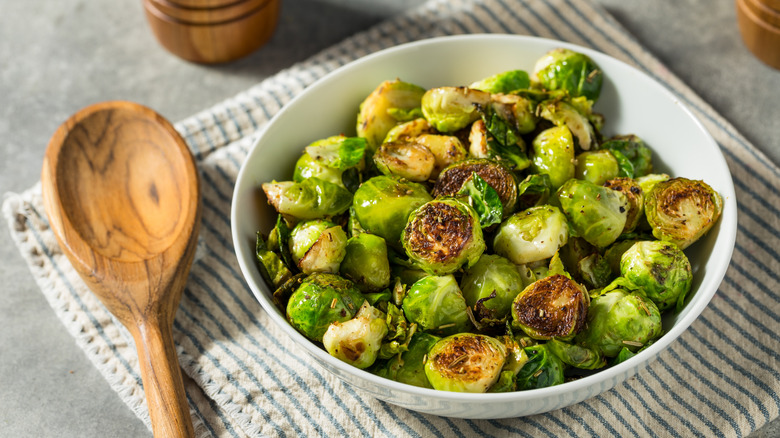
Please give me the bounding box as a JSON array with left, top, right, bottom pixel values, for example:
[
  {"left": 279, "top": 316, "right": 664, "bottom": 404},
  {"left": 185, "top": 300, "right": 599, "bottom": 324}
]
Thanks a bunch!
[{"left": 1, "top": 0, "right": 777, "bottom": 436}]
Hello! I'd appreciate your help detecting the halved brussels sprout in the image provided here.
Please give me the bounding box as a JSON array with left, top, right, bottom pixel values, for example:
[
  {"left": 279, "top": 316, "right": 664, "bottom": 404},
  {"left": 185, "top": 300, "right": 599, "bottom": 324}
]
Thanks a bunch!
[
  {"left": 433, "top": 158, "right": 518, "bottom": 215},
  {"left": 604, "top": 177, "right": 644, "bottom": 233},
  {"left": 402, "top": 275, "right": 472, "bottom": 336},
  {"left": 352, "top": 175, "right": 433, "bottom": 247},
  {"left": 372, "top": 332, "right": 440, "bottom": 388},
  {"left": 373, "top": 140, "right": 436, "bottom": 182},
  {"left": 620, "top": 240, "right": 692, "bottom": 311},
  {"left": 357, "top": 79, "right": 426, "bottom": 150},
  {"left": 460, "top": 254, "right": 525, "bottom": 324},
  {"left": 546, "top": 338, "right": 606, "bottom": 370},
  {"left": 601, "top": 135, "right": 653, "bottom": 178},
  {"left": 490, "top": 93, "right": 538, "bottom": 134},
  {"left": 515, "top": 343, "right": 565, "bottom": 390},
  {"left": 340, "top": 233, "right": 391, "bottom": 292},
  {"left": 402, "top": 198, "right": 485, "bottom": 275},
  {"left": 493, "top": 205, "right": 569, "bottom": 265},
  {"left": 421, "top": 86, "right": 491, "bottom": 132},
  {"left": 537, "top": 99, "right": 597, "bottom": 151},
  {"left": 575, "top": 150, "right": 619, "bottom": 185},
  {"left": 644, "top": 177, "right": 723, "bottom": 249},
  {"left": 289, "top": 219, "right": 348, "bottom": 274},
  {"left": 414, "top": 134, "right": 468, "bottom": 177},
  {"left": 323, "top": 301, "right": 388, "bottom": 369},
  {"left": 286, "top": 273, "right": 365, "bottom": 342},
  {"left": 293, "top": 135, "right": 366, "bottom": 190},
  {"left": 556, "top": 178, "right": 628, "bottom": 248},
  {"left": 530, "top": 125, "right": 576, "bottom": 190},
  {"left": 262, "top": 177, "right": 353, "bottom": 220},
  {"left": 511, "top": 274, "right": 589, "bottom": 340},
  {"left": 532, "top": 48, "right": 603, "bottom": 102},
  {"left": 424, "top": 333, "right": 507, "bottom": 393},
  {"left": 383, "top": 118, "right": 435, "bottom": 143},
  {"left": 575, "top": 288, "right": 663, "bottom": 357},
  {"left": 470, "top": 69, "right": 531, "bottom": 94}
]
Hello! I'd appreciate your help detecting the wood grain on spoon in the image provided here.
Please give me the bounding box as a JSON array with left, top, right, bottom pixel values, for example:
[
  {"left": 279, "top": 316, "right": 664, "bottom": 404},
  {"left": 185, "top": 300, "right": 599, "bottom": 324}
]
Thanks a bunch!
[{"left": 41, "top": 101, "right": 200, "bottom": 437}]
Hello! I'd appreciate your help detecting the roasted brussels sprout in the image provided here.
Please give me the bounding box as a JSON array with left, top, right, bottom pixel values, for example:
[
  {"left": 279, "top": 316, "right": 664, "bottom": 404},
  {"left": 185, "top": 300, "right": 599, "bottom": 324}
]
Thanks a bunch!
[
  {"left": 620, "top": 240, "right": 692, "bottom": 311},
  {"left": 601, "top": 135, "right": 653, "bottom": 178},
  {"left": 263, "top": 177, "right": 353, "bottom": 220},
  {"left": 603, "top": 177, "right": 644, "bottom": 234},
  {"left": 575, "top": 288, "right": 663, "bottom": 357},
  {"left": 490, "top": 93, "right": 538, "bottom": 134},
  {"left": 289, "top": 219, "right": 348, "bottom": 274},
  {"left": 470, "top": 69, "right": 531, "bottom": 94},
  {"left": 533, "top": 48, "right": 603, "bottom": 102},
  {"left": 560, "top": 237, "right": 613, "bottom": 289},
  {"left": 323, "top": 302, "right": 388, "bottom": 369},
  {"left": 546, "top": 338, "right": 606, "bottom": 370},
  {"left": 644, "top": 177, "right": 723, "bottom": 249},
  {"left": 556, "top": 178, "right": 629, "bottom": 248},
  {"left": 530, "top": 126, "right": 576, "bottom": 190},
  {"left": 293, "top": 135, "right": 366, "bottom": 191},
  {"left": 383, "top": 118, "right": 435, "bottom": 143},
  {"left": 352, "top": 175, "right": 433, "bottom": 247},
  {"left": 402, "top": 275, "right": 472, "bottom": 336},
  {"left": 515, "top": 343, "right": 565, "bottom": 390},
  {"left": 537, "top": 99, "right": 597, "bottom": 150},
  {"left": 286, "top": 273, "right": 366, "bottom": 342},
  {"left": 512, "top": 274, "right": 589, "bottom": 340},
  {"left": 433, "top": 158, "right": 518, "bottom": 215},
  {"left": 414, "top": 134, "right": 468, "bottom": 177},
  {"left": 603, "top": 239, "right": 639, "bottom": 278},
  {"left": 340, "top": 233, "right": 391, "bottom": 292},
  {"left": 373, "top": 332, "right": 440, "bottom": 388},
  {"left": 373, "top": 140, "right": 436, "bottom": 182},
  {"left": 460, "top": 254, "right": 525, "bottom": 324},
  {"left": 575, "top": 150, "right": 619, "bottom": 185},
  {"left": 357, "top": 79, "right": 426, "bottom": 150},
  {"left": 255, "top": 231, "right": 292, "bottom": 288},
  {"left": 424, "top": 333, "right": 507, "bottom": 393},
  {"left": 421, "top": 86, "right": 491, "bottom": 132},
  {"left": 493, "top": 205, "right": 569, "bottom": 265},
  {"left": 402, "top": 198, "right": 485, "bottom": 275}
]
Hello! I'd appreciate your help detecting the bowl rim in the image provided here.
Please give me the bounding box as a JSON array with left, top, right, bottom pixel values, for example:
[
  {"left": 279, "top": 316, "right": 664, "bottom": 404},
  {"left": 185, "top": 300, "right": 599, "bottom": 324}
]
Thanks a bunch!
[{"left": 231, "top": 33, "right": 738, "bottom": 406}]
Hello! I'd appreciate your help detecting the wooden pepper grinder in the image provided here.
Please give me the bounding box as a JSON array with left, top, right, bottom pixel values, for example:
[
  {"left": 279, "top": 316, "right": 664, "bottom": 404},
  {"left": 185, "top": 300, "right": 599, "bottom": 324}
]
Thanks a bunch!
[
  {"left": 736, "top": 0, "right": 780, "bottom": 69},
  {"left": 143, "top": 0, "right": 280, "bottom": 64}
]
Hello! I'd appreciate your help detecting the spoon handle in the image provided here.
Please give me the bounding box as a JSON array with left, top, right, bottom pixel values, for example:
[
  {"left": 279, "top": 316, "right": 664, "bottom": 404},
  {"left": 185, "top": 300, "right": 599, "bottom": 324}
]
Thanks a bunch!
[{"left": 133, "top": 320, "right": 195, "bottom": 438}]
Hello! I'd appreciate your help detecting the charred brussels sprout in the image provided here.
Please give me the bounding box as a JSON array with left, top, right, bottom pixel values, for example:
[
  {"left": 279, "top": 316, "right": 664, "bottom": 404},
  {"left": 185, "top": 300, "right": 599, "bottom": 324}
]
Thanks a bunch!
[
  {"left": 433, "top": 159, "right": 518, "bottom": 215},
  {"left": 546, "top": 338, "right": 606, "bottom": 370},
  {"left": 512, "top": 274, "right": 589, "bottom": 340},
  {"left": 530, "top": 126, "right": 576, "bottom": 190},
  {"left": 403, "top": 275, "right": 472, "bottom": 336},
  {"left": 621, "top": 240, "right": 692, "bottom": 311},
  {"left": 289, "top": 219, "right": 347, "bottom": 274},
  {"left": 533, "top": 48, "right": 603, "bottom": 102},
  {"left": 515, "top": 344, "right": 565, "bottom": 390},
  {"left": 601, "top": 135, "right": 653, "bottom": 178},
  {"left": 373, "top": 140, "right": 436, "bottom": 182},
  {"left": 402, "top": 199, "right": 485, "bottom": 275},
  {"left": 340, "top": 233, "right": 391, "bottom": 292},
  {"left": 493, "top": 205, "right": 569, "bottom": 265},
  {"left": 286, "top": 273, "right": 366, "bottom": 342},
  {"left": 538, "top": 99, "right": 597, "bottom": 151},
  {"left": 262, "top": 178, "right": 353, "bottom": 220},
  {"left": 576, "top": 288, "right": 663, "bottom": 357},
  {"left": 357, "top": 79, "right": 426, "bottom": 151},
  {"left": 373, "top": 332, "right": 440, "bottom": 388},
  {"left": 421, "top": 86, "right": 491, "bottom": 133},
  {"left": 352, "top": 176, "right": 432, "bottom": 247},
  {"left": 644, "top": 177, "right": 723, "bottom": 249},
  {"left": 323, "top": 302, "right": 388, "bottom": 369},
  {"left": 470, "top": 69, "right": 531, "bottom": 94},
  {"left": 460, "top": 254, "right": 525, "bottom": 324},
  {"left": 556, "top": 178, "right": 629, "bottom": 248},
  {"left": 575, "top": 150, "right": 619, "bottom": 186},
  {"left": 603, "top": 177, "right": 644, "bottom": 234},
  {"left": 424, "top": 333, "right": 507, "bottom": 393},
  {"left": 414, "top": 134, "right": 468, "bottom": 177}
]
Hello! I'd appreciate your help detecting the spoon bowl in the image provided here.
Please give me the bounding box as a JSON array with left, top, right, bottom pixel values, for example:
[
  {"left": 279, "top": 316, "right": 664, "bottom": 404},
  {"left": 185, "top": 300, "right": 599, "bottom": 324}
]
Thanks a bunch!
[{"left": 41, "top": 101, "right": 200, "bottom": 437}]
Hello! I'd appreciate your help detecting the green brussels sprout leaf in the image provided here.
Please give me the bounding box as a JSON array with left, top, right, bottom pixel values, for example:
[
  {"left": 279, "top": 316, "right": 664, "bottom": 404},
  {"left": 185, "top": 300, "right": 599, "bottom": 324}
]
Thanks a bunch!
[
  {"left": 487, "top": 370, "right": 517, "bottom": 393},
  {"left": 601, "top": 135, "right": 653, "bottom": 178},
  {"left": 457, "top": 173, "right": 504, "bottom": 228},
  {"left": 379, "top": 302, "right": 417, "bottom": 359},
  {"left": 470, "top": 69, "right": 531, "bottom": 94},
  {"left": 515, "top": 344, "right": 565, "bottom": 390},
  {"left": 516, "top": 174, "right": 553, "bottom": 211},
  {"left": 255, "top": 231, "right": 292, "bottom": 288},
  {"left": 305, "top": 136, "right": 367, "bottom": 171}
]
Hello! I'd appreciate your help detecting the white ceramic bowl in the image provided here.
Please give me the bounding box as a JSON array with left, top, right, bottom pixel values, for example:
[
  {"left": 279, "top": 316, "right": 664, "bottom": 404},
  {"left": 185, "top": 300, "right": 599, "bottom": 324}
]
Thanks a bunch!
[{"left": 231, "top": 34, "right": 737, "bottom": 419}]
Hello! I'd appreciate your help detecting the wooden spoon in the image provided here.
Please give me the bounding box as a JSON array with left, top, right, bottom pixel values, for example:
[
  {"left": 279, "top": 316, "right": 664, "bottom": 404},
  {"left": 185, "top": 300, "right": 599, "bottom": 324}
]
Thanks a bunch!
[{"left": 41, "top": 101, "right": 200, "bottom": 437}]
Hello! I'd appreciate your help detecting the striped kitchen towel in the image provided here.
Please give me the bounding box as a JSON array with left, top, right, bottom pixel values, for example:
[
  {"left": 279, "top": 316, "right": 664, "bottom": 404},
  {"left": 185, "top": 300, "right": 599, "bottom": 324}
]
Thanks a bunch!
[{"left": 4, "top": 0, "right": 779, "bottom": 436}]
